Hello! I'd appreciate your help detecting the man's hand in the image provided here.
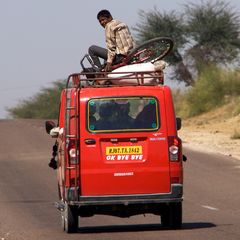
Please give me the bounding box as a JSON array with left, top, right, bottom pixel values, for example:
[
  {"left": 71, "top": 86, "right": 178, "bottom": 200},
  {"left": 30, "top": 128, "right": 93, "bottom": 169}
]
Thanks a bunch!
[{"left": 104, "top": 62, "right": 112, "bottom": 72}]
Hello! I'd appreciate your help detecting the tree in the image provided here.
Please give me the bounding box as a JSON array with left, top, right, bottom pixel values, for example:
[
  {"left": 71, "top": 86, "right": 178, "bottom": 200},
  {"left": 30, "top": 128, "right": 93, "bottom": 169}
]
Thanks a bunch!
[
  {"left": 133, "top": 0, "right": 240, "bottom": 85},
  {"left": 133, "top": 8, "right": 194, "bottom": 85},
  {"left": 7, "top": 80, "right": 66, "bottom": 119},
  {"left": 184, "top": 0, "right": 240, "bottom": 73}
]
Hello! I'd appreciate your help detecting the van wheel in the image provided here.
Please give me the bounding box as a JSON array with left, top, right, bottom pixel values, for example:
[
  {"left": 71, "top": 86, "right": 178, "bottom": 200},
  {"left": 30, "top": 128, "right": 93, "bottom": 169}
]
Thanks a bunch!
[
  {"left": 63, "top": 203, "right": 78, "bottom": 233},
  {"left": 161, "top": 202, "right": 182, "bottom": 229}
]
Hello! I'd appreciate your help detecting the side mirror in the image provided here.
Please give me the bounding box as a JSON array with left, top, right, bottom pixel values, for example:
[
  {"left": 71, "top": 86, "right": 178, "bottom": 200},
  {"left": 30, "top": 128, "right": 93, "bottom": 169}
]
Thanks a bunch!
[
  {"left": 45, "top": 121, "right": 56, "bottom": 134},
  {"left": 176, "top": 117, "right": 182, "bottom": 131}
]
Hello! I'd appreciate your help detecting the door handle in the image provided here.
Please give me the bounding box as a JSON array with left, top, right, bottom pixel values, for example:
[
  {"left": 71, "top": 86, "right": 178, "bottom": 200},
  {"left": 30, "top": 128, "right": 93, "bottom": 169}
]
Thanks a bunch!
[{"left": 84, "top": 139, "right": 96, "bottom": 145}]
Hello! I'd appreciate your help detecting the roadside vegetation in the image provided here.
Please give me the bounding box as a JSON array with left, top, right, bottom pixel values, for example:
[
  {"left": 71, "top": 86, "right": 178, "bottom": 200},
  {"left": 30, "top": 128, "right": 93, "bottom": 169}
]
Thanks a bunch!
[
  {"left": 7, "top": 81, "right": 65, "bottom": 119},
  {"left": 174, "top": 65, "right": 240, "bottom": 118},
  {"left": 7, "top": 0, "right": 240, "bottom": 120}
]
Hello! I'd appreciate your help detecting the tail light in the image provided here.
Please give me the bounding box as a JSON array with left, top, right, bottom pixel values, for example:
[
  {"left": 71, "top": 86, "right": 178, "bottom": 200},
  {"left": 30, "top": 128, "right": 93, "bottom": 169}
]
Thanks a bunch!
[
  {"left": 168, "top": 136, "right": 182, "bottom": 161},
  {"left": 67, "top": 140, "right": 79, "bottom": 164},
  {"left": 168, "top": 136, "right": 183, "bottom": 184}
]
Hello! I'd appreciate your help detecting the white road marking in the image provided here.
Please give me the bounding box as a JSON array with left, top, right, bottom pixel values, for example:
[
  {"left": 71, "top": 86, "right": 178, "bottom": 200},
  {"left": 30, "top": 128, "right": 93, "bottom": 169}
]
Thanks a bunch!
[{"left": 201, "top": 205, "right": 219, "bottom": 211}]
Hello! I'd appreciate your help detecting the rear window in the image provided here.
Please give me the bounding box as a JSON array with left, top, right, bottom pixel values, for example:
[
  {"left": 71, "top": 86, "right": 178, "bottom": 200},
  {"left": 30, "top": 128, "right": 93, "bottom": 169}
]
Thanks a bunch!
[{"left": 87, "top": 97, "right": 159, "bottom": 132}]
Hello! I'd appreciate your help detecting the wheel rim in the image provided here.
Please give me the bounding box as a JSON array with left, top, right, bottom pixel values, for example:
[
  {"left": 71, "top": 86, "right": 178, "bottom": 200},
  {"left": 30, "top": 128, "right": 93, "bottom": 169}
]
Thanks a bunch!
[{"left": 126, "top": 37, "right": 174, "bottom": 64}]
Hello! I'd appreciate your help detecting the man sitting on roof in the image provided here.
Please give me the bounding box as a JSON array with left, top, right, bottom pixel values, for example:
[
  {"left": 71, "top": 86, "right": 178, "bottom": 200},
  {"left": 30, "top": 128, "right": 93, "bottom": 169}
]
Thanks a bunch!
[{"left": 88, "top": 9, "right": 135, "bottom": 72}]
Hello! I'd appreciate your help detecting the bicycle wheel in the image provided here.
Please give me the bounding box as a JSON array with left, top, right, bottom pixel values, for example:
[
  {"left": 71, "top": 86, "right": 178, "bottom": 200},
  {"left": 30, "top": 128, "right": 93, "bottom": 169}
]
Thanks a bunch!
[{"left": 126, "top": 37, "right": 174, "bottom": 64}]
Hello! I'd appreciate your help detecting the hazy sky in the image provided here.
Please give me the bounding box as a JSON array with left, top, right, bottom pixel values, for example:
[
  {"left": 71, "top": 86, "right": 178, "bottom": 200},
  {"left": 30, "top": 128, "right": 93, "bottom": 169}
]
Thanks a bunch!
[{"left": 1, "top": 0, "right": 240, "bottom": 118}]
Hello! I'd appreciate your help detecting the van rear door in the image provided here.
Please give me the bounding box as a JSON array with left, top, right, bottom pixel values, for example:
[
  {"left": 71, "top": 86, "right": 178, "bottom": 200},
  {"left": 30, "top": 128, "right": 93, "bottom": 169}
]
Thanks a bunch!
[{"left": 80, "top": 96, "right": 170, "bottom": 196}]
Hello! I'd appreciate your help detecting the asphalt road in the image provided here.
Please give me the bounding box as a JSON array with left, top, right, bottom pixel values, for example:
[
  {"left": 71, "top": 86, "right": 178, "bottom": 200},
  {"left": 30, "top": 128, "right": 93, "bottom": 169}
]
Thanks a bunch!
[{"left": 0, "top": 119, "right": 239, "bottom": 240}]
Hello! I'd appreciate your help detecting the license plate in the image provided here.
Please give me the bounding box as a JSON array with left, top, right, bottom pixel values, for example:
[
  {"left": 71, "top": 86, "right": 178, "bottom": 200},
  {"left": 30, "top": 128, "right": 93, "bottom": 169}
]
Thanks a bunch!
[{"left": 106, "top": 146, "right": 142, "bottom": 155}]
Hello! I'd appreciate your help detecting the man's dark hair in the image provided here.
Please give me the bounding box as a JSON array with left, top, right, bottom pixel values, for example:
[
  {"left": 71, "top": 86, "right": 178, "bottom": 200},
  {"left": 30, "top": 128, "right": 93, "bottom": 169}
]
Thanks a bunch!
[{"left": 97, "top": 9, "right": 112, "bottom": 20}]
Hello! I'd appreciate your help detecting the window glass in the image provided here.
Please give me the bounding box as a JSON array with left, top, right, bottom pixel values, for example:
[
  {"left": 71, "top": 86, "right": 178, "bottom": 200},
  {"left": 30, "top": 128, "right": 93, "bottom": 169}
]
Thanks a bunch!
[{"left": 87, "top": 97, "right": 159, "bottom": 132}]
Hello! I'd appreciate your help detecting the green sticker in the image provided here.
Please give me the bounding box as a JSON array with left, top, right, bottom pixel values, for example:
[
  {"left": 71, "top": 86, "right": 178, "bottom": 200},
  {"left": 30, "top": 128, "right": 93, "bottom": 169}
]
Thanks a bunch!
[
  {"left": 89, "top": 125, "right": 95, "bottom": 130},
  {"left": 89, "top": 101, "right": 95, "bottom": 106},
  {"left": 152, "top": 122, "right": 157, "bottom": 128},
  {"left": 150, "top": 99, "right": 155, "bottom": 104}
]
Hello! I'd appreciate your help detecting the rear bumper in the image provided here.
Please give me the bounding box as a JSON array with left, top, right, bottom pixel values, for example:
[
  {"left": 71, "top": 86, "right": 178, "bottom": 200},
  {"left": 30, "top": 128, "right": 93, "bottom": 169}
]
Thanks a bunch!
[{"left": 67, "top": 184, "right": 183, "bottom": 206}]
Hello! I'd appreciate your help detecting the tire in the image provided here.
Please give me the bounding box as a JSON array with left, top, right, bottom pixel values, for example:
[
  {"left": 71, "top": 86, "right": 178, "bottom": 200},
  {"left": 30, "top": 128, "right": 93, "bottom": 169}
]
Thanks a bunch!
[
  {"left": 126, "top": 37, "right": 174, "bottom": 64},
  {"left": 161, "top": 202, "right": 182, "bottom": 229},
  {"left": 63, "top": 203, "right": 79, "bottom": 233}
]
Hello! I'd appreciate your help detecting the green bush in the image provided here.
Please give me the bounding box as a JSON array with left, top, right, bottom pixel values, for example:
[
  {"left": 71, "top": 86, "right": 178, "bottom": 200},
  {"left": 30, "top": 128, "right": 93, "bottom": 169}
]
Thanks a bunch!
[
  {"left": 172, "top": 89, "right": 189, "bottom": 119},
  {"left": 7, "top": 80, "right": 66, "bottom": 119},
  {"left": 221, "top": 70, "right": 240, "bottom": 96},
  {"left": 184, "top": 65, "right": 225, "bottom": 117}
]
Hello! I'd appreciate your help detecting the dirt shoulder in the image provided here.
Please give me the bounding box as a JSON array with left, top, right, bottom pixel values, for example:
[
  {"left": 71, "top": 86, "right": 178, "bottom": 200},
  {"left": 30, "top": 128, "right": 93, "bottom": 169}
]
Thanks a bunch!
[{"left": 178, "top": 106, "right": 240, "bottom": 160}]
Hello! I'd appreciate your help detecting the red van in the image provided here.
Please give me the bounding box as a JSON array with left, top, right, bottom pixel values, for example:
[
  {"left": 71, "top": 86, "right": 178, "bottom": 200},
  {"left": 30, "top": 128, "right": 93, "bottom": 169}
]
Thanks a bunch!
[{"left": 46, "top": 70, "right": 184, "bottom": 233}]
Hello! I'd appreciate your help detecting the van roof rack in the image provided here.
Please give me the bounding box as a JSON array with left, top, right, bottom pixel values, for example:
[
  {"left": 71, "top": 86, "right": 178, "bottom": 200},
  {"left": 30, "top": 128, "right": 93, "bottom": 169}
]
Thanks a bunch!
[{"left": 66, "top": 70, "right": 164, "bottom": 89}]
